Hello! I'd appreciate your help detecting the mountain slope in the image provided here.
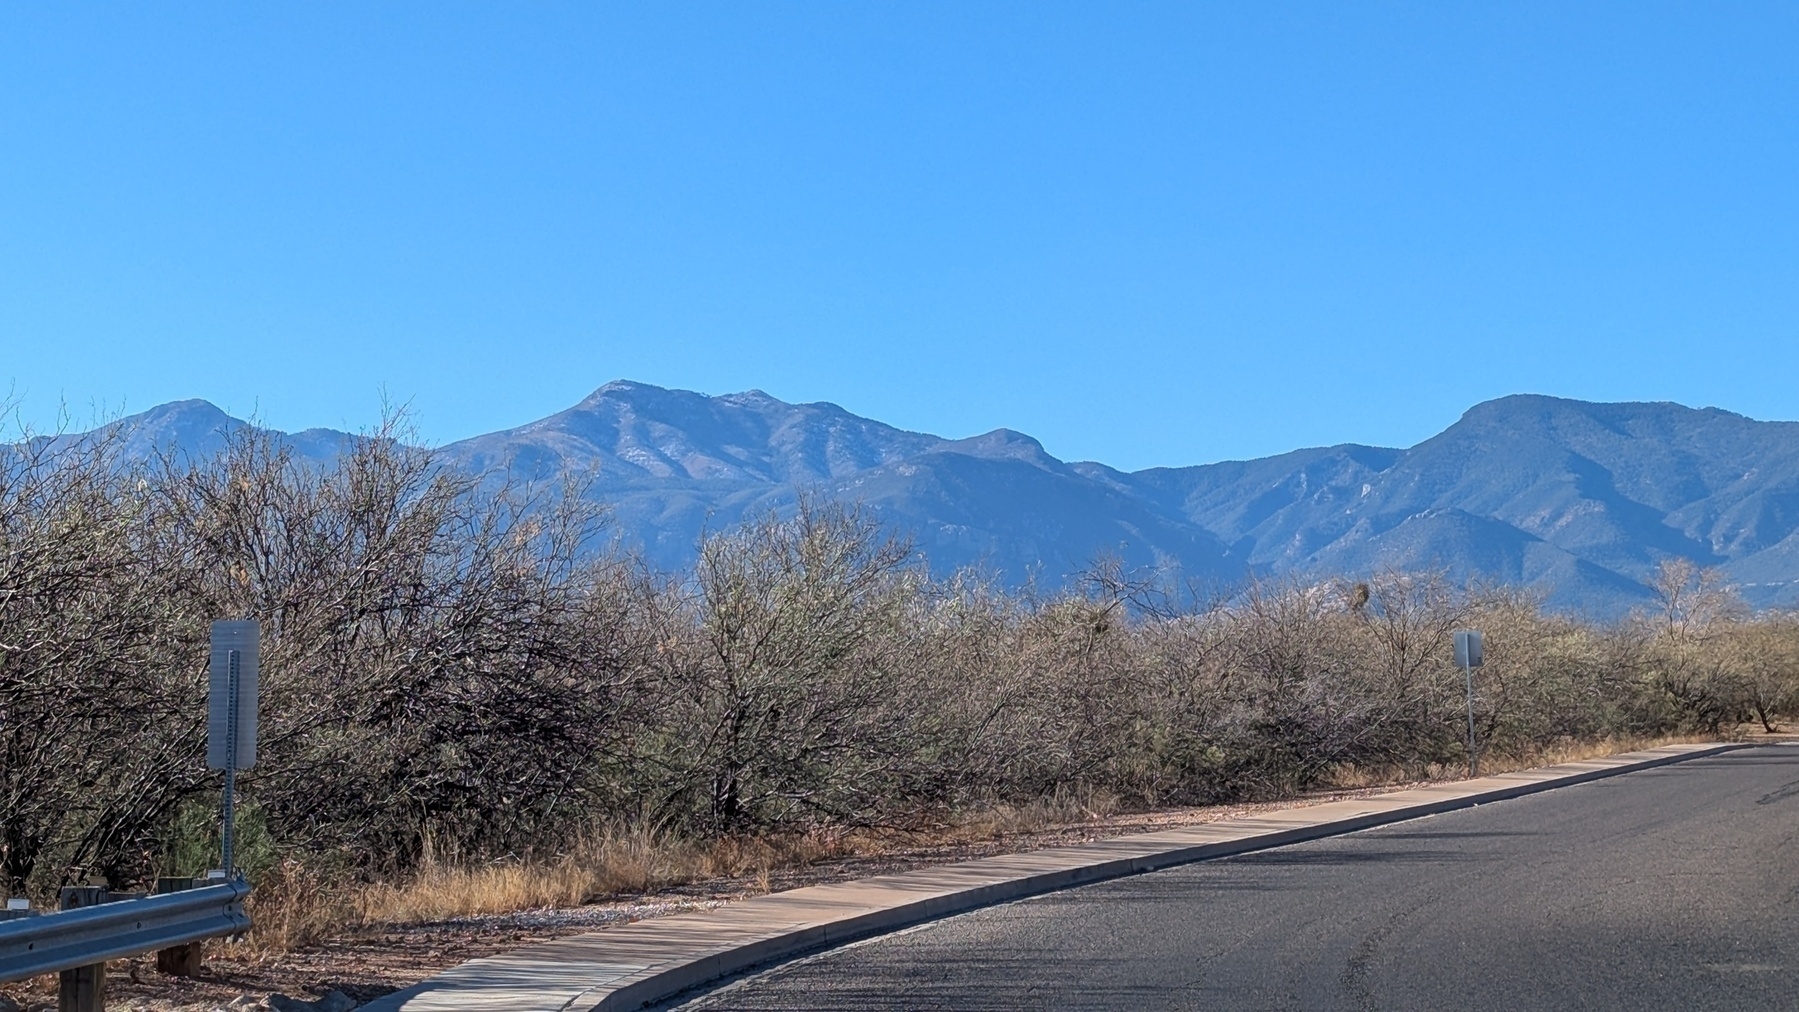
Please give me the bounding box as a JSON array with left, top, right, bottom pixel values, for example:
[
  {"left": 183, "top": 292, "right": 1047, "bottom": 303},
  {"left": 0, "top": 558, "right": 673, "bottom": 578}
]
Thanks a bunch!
[
  {"left": 71, "top": 385, "right": 1799, "bottom": 613},
  {"left": 32, "top": 399, "right": 353, "bottom": 465},
  {"left": 829, "top": 429, "right": 1238, "bottom": 584},
  {"left": 1103, "top": 395, "right": 1799, "bottom": 609},
  {"left": 444, "top": 380, "right": 945, "bottom": 482},
  {"left": 444, "top": 386, "right": 1238, "bottom": 584}
]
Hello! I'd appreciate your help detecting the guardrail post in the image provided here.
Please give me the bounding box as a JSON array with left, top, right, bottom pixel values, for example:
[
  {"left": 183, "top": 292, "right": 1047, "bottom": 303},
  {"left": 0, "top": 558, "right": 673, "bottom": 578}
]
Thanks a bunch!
[
  {"left": 57, "top": 887, "right": 108, "bottom": 1012},
  {"left": 153, "top": 878, "right": 205, "bottom": 976},
  {"left": 2, "top": 880, "right": 253, "bottom": 988}
]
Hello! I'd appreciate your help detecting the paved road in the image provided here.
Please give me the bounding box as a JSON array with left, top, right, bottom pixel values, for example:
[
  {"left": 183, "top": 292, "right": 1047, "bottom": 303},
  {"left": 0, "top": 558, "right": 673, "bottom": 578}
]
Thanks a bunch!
[{"left": 673, "top": 746, "right": 1799, "bottom": 1011}]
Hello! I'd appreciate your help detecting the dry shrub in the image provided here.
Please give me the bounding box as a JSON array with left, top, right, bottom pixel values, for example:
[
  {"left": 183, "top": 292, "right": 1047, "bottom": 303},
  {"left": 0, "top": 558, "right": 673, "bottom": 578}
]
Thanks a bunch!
[
  {"left": 1476, "top": 732, "right": 1728, "bottom": 774},
  {"left": 7, "top": 416, "right": 1799, "bottom": 933},
  {"left": 243, "top": 858, "right": 346, "bottom": 952},
  {"left": 346, "top": 826, "right": 859, "bottom": 926},
  {"left": 352, "top": 824, "right": 691, "bottom": 924},
  {"left": 1323, "top": 731, "right": 1724, "bottom": 789},
  {"left": 949, "top": 786, "right": 1122, "bottom": 840}
]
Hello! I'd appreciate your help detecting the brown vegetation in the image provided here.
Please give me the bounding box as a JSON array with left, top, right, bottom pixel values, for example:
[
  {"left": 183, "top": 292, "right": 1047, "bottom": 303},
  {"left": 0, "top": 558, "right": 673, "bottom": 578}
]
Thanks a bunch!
[{"left": 3, "top": 419, "right": 1794, "bottom": 946}]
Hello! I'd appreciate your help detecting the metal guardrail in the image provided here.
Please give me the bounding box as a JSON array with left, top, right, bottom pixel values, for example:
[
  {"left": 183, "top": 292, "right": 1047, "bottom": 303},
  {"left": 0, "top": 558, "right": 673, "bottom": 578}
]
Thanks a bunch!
[{"left": 0, "top": 880, "right": 251, "bottom": 983}]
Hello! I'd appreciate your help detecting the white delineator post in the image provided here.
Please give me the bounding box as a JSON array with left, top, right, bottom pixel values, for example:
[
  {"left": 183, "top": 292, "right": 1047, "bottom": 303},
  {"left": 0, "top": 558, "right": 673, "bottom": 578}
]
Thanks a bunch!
[
  {"left": 223, "top": 649, "right": 240, "bottom": 877},
  {"left": 1455, "top": 629, "right": 1485, "bottom": 777}
]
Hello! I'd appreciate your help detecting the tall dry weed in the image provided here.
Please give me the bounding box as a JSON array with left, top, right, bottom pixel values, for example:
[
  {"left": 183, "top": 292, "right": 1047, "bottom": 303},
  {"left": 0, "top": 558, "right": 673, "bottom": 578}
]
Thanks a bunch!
[{"left": 242, "top": 858, "right": 350, "bottom": 952}]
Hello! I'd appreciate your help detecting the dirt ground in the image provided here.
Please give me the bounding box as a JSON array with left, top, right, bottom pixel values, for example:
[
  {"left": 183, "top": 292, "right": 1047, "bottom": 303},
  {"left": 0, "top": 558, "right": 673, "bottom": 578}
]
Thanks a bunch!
[{"left": 0, "top": 780, "right": 1466, "bottom": 1011}]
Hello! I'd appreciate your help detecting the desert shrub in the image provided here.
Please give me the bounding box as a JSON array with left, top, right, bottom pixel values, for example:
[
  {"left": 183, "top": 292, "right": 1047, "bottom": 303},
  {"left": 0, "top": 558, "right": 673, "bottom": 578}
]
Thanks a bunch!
[
  {"left": 6, "top": 421, "right": 1799, "bottom": 906},
  {"left": 0, "top": 430, "right": 202, "bottom": 894},
  {"left": 626, "top": 497, "right": 943, "bottom": 834}
]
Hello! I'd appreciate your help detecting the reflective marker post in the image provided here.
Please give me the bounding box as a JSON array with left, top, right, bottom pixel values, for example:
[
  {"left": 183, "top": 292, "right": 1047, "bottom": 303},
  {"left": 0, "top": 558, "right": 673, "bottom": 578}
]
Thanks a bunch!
[
  {"left": 223, "top": 649, "right": 240, "bottom": 877},
  {"left": 1454, "top": 629, "right": 1485, "bottom": 777},
  {"left": 208, "top": 621, "right": 260, "bottom": 880}
]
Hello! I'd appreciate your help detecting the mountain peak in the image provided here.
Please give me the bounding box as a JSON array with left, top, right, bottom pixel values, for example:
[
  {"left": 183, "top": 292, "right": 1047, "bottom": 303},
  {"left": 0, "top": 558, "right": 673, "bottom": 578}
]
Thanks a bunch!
[
  {"left": 67, "top": 384, "right": 1799, "bottom": 614},
  {"left": 719, "top": 388, "right": 779, "bottom": 405},
  {"left": 107, "top": 399, "right": 238, "bottom": 442},
  {"left": 1455, "top": 393, "right": 1756, "bottom": 429},
  {"left": 577, "top": 379, "right": 664, "bottom": 407},
  {"left": 573, "top": 380, "right": 809, "bottom": 417},
  {"left": 453, "top": 379, "right": 944, "bottom": 487},
  {"left": 941, "top": 428, "right": 1064, "bottom": 469},
  {"left": 130, "top": 398, "right": 232, "bottom": 422}
]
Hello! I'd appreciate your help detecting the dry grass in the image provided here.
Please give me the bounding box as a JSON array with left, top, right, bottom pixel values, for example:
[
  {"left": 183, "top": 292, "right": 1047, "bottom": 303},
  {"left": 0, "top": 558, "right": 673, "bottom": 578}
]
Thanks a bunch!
[
  {"left": 241, "top": 732, "right": 1736, "bottom": 952},
  {"left": 1323, "top": 732, "right": 1724, "bottom": 789},
  {"left": 939, "top": 784, "right": 1123, "bottom": 840},
  {"left": 254, "top": 825, "right": 866, "bottom": 945},
  {"left": 1481, "top": 732, "right": 1728, "bottom": 772},
  {"left": 353, "top": 827, "right": 696, "bottom": 926},
  {"left": 293, "top": 790, "right": 1127, "bottom": 943},
  {"left": 241, "top": 796, "right": 1129, "bottom": 951},
  {"left": 244, "top": 858, "right": 343, "bottom": 952}
]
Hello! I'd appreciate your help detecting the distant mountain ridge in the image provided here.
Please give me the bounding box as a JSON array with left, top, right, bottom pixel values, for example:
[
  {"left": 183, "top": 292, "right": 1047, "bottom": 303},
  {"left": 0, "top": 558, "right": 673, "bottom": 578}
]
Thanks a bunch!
[{"left": 74, "top": 383, "right": 1799, "bottom": 614}]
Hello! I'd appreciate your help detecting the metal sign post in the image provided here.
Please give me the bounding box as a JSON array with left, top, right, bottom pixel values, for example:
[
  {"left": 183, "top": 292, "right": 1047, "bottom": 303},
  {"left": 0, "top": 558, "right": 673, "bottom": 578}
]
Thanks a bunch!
[
  {"left": 1454, "top": 629, "right": 1484, "bottom": 777},
  {"left": 208, "top": 621, "right": 259, "bottom": 880}
]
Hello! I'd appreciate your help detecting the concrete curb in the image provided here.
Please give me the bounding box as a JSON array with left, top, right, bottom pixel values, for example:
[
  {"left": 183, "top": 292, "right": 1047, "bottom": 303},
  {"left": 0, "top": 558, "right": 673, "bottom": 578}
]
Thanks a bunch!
[{"left": 363, "top": 741, "right": 1749, "bottom": 1012}]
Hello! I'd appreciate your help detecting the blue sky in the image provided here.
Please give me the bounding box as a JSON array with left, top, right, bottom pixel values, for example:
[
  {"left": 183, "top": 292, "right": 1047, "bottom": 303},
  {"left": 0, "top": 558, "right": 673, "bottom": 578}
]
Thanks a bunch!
[{"left": 3, "top": 2, "right": 1795, "bottom": 470}]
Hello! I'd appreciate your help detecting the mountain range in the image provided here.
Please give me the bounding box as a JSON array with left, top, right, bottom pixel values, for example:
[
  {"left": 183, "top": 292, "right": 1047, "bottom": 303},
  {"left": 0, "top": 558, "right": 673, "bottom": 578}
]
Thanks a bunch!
[{"left": 76, "top": 382, "right": 1799, "bottom": 615}]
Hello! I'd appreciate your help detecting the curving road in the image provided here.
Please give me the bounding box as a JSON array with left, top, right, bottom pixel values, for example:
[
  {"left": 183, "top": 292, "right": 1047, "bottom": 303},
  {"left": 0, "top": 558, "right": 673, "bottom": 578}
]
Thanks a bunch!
[{"left": 673, "top": 745, "right": 1799, "bottom": 1011}]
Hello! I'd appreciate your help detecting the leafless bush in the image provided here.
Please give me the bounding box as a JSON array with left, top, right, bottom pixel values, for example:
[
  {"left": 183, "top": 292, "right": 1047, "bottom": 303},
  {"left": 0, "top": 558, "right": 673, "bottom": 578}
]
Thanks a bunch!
[
  {"left": 5, "top": 426, "right": 1799, "bottom": 910},
  {"left": 626, "top": 497, "right": 940, "bottom": 834},
  {"left": 1, "top": 417, "right": 639, "bottom": 894},
  {"left": 0, "top": 426, "right": 199, "bottom": 892}
]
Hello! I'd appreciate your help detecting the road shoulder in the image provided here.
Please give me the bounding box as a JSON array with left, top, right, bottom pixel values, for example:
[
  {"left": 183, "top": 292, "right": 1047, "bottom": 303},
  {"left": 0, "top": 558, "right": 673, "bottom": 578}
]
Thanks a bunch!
[{"left": 363, "top": 742, "right": 1745, "bottom": 1012}]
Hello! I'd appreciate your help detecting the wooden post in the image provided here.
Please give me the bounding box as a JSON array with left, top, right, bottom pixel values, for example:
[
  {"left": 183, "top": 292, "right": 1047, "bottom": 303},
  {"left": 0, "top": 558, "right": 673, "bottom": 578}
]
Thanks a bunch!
[
  {"left": 58, "top": 886, "right": 108, "bottom": 1012},
  {"left": 154, "top": 877, "right": 205, "bottom": 976}
]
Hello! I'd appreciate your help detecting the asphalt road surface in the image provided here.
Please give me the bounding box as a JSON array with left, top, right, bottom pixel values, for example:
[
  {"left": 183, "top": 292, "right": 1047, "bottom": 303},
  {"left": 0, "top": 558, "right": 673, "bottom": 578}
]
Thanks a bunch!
[{"left": 673, "top": 746, "right": 1799, "bottom": 1011}]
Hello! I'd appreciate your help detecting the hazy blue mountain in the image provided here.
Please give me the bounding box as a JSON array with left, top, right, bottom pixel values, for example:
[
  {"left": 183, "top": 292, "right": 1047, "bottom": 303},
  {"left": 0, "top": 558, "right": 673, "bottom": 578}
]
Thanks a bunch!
[
  {"left": 441, "top": 381, "right": 1238, "bottom": 584},
  {"left": 447, "top": 380, "right": 945, "bottom": 487},
  {"left": 30, "top": 399, "right": 353, "bottom": 465},
  {"left": 1106, "top": 395, "right": 1799, "bottom": 610},
  {"left": 70, "top": 385, "right": 1799, "bottom": 614},
  {"left": 815, "top": 428, "right": 1239, "bottom": 586}
]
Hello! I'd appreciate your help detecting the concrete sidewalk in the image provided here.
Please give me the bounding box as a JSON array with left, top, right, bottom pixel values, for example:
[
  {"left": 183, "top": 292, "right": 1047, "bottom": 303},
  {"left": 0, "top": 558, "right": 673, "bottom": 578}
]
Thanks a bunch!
[{"left": 363, "top": 742, "right": 1742, "bottom": 1012}]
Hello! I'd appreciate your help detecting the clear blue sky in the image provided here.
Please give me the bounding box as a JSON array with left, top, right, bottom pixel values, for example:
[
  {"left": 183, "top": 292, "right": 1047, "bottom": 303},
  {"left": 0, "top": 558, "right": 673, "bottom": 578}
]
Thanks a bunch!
[{"left": 3, "top": 3, "right": 1795, "bottom": 470}]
